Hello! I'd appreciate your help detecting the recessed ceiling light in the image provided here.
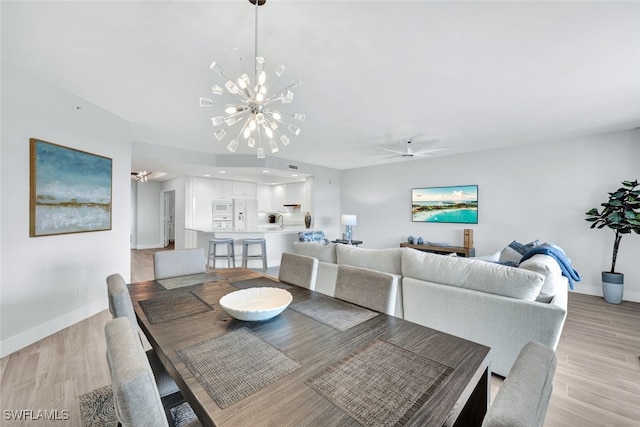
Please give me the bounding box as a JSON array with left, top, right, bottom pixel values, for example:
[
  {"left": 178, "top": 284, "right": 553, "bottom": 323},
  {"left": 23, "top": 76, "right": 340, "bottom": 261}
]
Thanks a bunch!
[
  {"left": 219, "top": 170, "right": 226, "bottom": 174},
  {"left": 204, "top": 174, "right": 211, "bottom": 177},
  {"left": 291, "top": 174, "right": 298, "bottom": 177},
  {"left": 262, "top": 170, "right": 270, "bottom": 173}
]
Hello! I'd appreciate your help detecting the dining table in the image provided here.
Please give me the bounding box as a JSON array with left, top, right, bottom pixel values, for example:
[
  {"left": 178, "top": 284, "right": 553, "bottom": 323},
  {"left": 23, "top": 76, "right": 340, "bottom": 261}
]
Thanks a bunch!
[{"left": 128, "top": 268, "right": 491, "bottom": 427}]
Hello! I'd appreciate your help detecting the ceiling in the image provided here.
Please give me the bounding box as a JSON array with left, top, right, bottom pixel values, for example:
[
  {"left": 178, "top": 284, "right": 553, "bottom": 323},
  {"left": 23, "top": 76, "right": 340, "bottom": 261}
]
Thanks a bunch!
[{"left": 2, "top": 1, "right": 639, "bottom": 183}]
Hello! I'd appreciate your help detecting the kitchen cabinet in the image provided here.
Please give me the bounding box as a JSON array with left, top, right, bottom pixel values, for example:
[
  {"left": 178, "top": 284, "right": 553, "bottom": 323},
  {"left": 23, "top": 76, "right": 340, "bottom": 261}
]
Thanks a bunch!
[
  {"left": 232, "top": 181, "right": 257, "bottom": 199},
  {"left": 257, "top": 182, "right": 307, "bottom": 213},
  {"left": 257, "top": 184, "right": 271, "bottom": 211},
  {"left": 284, "top": 182, "right": 305, "bottom": 207},
  {"left": 212, "top": 179, "right": 232, "bottom": 199},
  {"left": 191, "top": 178, "right": 216, "bottom": 228}
]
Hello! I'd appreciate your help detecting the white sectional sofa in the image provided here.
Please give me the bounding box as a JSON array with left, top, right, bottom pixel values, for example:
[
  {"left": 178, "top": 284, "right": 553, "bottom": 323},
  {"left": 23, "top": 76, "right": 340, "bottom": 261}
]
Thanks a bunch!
[{"left": 291, "top": 242, "right": 568, "bottom": 377}]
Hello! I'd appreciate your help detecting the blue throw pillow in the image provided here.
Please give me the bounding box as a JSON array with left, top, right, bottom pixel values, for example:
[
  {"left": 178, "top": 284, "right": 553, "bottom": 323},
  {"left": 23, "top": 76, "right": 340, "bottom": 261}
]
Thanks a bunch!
[{"left": 509, "top": 240, "right": 539, "bottom": 255}]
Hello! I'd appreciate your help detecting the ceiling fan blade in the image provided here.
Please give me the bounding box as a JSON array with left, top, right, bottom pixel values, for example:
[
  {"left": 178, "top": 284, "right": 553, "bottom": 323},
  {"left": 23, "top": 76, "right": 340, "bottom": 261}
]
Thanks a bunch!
[
  {"left": 414, "top": 146, "right": 452, "bottom": 155},
  {"left": 377, "top": 147, "right": 404, "bottom": 155}
]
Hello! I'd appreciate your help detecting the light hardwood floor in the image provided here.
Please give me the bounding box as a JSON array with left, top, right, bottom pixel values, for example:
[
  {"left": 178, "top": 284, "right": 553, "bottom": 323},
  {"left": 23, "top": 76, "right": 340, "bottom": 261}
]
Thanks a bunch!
[{"left": 0, "top": 248, "right": 638, "bottom": 426}]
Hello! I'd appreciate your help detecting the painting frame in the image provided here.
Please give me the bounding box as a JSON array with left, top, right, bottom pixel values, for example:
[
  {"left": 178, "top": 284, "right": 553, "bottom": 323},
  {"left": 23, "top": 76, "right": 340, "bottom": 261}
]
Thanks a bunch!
[
  {"left": 29, "top": 138, "right": 113, "bottom": 237},
  {"left": 411, "top": 185, "right": 478, "bottom": 224}
]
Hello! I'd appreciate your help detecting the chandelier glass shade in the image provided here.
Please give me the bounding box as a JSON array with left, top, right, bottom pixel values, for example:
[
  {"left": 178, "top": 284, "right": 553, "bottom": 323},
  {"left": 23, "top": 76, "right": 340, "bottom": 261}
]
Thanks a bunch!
[{"left": 200, "top": 0, "right": 303, "bottom": 158}]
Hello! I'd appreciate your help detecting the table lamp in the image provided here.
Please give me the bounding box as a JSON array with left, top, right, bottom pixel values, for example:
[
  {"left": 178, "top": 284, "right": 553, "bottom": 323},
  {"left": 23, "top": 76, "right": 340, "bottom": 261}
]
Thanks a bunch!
[{"left": 341, "top": 214, "right": 357, "bottom": 243}]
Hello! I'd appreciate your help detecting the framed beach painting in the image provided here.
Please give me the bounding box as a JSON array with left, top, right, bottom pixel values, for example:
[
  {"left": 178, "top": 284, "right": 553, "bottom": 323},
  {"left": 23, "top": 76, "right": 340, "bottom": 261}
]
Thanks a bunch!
[
  {"left": 412, "top": 185, "right": 478, "bottom": 224},
  {"left": 30, "top": 138, "right": 112, "bottom": 237}
]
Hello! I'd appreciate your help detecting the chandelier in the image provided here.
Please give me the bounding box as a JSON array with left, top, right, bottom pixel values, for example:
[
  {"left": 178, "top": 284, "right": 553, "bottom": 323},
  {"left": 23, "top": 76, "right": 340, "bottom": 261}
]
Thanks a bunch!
[
  {"left": 131, "top": 171, "right": 151, "bottom": 182},
  {"left": 199, "top": 0, "right": 304, "bottom": 159}
]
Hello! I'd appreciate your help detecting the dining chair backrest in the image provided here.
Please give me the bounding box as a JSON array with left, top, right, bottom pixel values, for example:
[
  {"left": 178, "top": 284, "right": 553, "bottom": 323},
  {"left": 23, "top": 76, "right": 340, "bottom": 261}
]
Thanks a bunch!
[
  {"left": 153, "top": 248, "right": 206, "bottom": 279},
  {"left": 334, "top": 264, "right": 397, "bottom": 314},
  {"left": 481, "top": 341, "right": 557, "bottom": 427},
  {"left": 106, "top": 273, "right": 140, "bottom": 335},
  {"left": 105, "top": 317, "right": 169, "bottom": 427},
  {"left": 278, "top": 252, "right": 319, "bottom": 290}
]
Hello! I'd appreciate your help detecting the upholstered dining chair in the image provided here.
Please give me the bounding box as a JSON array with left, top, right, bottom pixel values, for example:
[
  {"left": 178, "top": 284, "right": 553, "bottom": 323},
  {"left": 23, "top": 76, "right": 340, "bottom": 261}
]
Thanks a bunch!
[
  {"left": 153, "top": 248, "right": 206, "bottom": 280},
  {"left": 481, "top": 341, "right": 557, "bottom": 427},
  {"left": 334, "top": 265, "right": 397, "bottom": 314},
  {"left": 106, "top": 274, "right": 181, "bottom": 402},
  {"left": 278, "top": 252, "right": 319, "bottom": 290},
  {"left": 105, "top": 317, "right": 201, "bottom": 427}
]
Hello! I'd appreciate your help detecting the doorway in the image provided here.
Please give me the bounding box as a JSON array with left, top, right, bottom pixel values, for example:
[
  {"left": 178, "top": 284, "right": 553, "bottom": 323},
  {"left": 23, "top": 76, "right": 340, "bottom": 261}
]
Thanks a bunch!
[{"left": 163, "top": 190, "right": 175, "bottom": 248}]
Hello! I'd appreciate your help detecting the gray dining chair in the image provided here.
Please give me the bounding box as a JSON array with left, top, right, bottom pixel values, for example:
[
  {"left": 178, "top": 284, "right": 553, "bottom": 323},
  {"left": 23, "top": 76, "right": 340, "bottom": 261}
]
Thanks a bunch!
[
  {"left": 105, "top": 317, "right": 201, "bottom": 427},
  {"left": 334, "top": 265, "right": 397, "bottom": 314},
  {"left": 278, "top": 252, "right": 318, "bottom": 289},
  {"left": 481, "top": 341, "right": 557, "bottom": 427},
  {"left": 106, "top": 273, "right": 181, "bottom": 401},
  {"left": 153, "top": 248, "right": 207, "bottom": 280}
]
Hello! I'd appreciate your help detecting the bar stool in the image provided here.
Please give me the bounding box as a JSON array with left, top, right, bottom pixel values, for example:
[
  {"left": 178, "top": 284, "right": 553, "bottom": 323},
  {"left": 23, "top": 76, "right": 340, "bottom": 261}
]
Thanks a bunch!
[
  {"left": 242, "top": 238, "right": 267, "bottom": 271},
  {"left": 208, "top": 238, "right": 235, "bottom": 268}
]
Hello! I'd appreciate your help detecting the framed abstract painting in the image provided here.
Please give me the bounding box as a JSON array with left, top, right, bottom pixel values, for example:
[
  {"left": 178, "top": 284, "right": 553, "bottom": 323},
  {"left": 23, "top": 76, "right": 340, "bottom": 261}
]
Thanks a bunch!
[{"left": 29, "top": 138, "right": 112, "bottom": 237}]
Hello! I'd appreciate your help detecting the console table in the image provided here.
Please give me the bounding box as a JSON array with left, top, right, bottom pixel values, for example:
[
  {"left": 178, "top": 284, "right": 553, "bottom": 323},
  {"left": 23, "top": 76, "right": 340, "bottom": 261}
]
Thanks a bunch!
[
  {"left": 332, "top": 239, "right": 363, "bottom": 247},
  {"left": 400, "top": 242, "right": 475, "bottom": 257}
]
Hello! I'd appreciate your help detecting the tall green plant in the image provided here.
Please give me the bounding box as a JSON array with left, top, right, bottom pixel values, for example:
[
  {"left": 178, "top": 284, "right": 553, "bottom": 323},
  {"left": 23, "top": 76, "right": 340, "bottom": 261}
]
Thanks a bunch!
[{"left": 585, "top": 179, "right": 640, "bottom": 273}]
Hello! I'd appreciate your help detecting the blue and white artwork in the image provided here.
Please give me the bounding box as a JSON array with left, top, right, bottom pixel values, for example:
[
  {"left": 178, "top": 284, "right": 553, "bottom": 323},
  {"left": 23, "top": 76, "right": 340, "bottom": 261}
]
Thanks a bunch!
[
  {"left": 30, "top": 139, "right": 112, "bottom": 236},
  {"left": 412, "top": 185, "right": 478, "bottom": 224}
]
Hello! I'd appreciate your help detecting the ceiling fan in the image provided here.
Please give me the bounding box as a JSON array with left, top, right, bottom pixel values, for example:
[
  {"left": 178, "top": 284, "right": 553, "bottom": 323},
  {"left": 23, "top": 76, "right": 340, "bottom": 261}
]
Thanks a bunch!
[{"left": 377, "top": 138, "right": 450, "bottom": 159}]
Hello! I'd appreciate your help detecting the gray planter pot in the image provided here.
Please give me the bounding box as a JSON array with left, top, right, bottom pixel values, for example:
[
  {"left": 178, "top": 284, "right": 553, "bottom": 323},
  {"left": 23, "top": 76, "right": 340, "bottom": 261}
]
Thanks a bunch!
[{"left": 602, "top": 272, "right": 624, "bottom": 304}]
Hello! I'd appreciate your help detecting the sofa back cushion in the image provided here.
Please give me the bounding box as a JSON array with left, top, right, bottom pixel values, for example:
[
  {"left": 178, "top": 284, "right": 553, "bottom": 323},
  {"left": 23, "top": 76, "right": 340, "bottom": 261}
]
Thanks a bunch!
[
  {"left": 336, "top": 245, "right": 403, "bottom": 275},
  {"left": 519, "top": 254, "right": 566, "bottom": 303},
  {"left": 292, "top": 242, "right": 337, "bottom": 263},
  {"left": 402, "top": 249, "right": 544, "bottom": 301}
]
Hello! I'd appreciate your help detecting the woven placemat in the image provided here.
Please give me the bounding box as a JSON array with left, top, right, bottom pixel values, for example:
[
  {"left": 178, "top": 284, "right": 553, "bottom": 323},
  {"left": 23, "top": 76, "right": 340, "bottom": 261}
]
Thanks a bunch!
[
  {"left": 289, "top": 297, "right": 379, "bottom": 331},
  {"left": 158, "top": 272, "right": 223, "bottom": 290},
  {"left": 306, "top": 339, "right": 453, "bottom": 427},
  {"left": 177, "top": 327, "right": 300, "bottom": 409},
  {"left": 139, "top": 291, "right": 212, "bottom": 324},
  {"left": 231, "top": 276, "right": 294, "bottom": 290},
  {"left": 78, "top": 385, "right": 117, "bottom": 427}
]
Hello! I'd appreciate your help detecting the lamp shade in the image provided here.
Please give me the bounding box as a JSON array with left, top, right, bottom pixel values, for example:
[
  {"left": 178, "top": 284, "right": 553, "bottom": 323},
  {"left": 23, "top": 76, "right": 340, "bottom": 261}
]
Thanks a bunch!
[{"left": 341, "top": 214, "right": 357, "bottom": 226}]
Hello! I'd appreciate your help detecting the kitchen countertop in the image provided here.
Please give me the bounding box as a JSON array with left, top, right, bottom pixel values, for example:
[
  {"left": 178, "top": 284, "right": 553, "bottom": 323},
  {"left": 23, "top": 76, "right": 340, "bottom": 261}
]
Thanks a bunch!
[{"left": 187, "top": 226, "right": 318, "bottom": 234}]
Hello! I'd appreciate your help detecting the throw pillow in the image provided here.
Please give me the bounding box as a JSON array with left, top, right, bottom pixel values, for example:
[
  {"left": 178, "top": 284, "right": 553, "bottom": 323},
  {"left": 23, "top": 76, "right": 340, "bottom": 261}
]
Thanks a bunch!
[
  {"left": 510, "top": 239, "right": 540, "bottom": 255},
  {"left": 498, "top": 240, "right": 540, "bottom": 265}
]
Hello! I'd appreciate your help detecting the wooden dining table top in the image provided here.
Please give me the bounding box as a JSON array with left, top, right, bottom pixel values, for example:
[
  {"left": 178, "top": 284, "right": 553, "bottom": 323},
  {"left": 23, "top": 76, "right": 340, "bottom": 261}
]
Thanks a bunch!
[{"left": 128, "top": 268, "right": 491, "bottom": 427}]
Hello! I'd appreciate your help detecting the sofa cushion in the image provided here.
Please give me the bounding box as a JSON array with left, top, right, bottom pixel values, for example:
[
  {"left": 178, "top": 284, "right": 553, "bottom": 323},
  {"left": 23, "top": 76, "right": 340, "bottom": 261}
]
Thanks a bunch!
[
  {"left": 519, "top": 254, "right": 566, "bottom": 303},
  {"left": 292, "top": 242, "right": 337, "bottom": 264},
  {"left": 402, "top": 249, "right": 544, "bottom": 301},
  {"left": 499, "top": 240, "right": 540, "bottom": 266},
  {"left": 472, "top": 250, "right": 501, "bottom": 262},
  {"left": 336, "top": 245, "right": 402, "bottom": 275},
  {"left": 298, "top": 230, "right": 330, "bottom": 244}
]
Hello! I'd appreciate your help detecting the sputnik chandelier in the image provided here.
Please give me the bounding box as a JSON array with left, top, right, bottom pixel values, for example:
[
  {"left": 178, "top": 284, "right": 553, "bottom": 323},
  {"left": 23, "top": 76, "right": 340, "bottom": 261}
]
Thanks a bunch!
[{"left": 199, "top": 0, "right": 304, "bottom": 159}]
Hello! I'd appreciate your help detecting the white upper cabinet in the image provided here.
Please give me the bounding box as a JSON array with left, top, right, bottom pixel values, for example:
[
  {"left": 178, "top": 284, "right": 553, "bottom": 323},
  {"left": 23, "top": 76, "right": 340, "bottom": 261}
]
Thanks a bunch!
[
  {"left": 285, "top": 182, "right": 305, "bottom": 207},
  {"left": 232, "top": 181, "right": 257, "bottom": 199},
  {"left": 212, "top": 179, "right": 233, "bottom": 199}
]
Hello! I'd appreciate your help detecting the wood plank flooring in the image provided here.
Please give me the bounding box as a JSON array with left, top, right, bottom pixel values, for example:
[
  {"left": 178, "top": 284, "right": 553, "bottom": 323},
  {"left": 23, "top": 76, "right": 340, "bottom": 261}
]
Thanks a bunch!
[{"left": 0, "top": 248, "right": 638, "bottom": 426}]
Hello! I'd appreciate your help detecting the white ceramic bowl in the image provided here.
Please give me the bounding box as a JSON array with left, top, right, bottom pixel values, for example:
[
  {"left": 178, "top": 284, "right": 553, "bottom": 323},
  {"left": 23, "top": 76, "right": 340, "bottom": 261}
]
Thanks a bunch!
[{"left": 219, "top": 287, "right": 292, "bottom": 321}]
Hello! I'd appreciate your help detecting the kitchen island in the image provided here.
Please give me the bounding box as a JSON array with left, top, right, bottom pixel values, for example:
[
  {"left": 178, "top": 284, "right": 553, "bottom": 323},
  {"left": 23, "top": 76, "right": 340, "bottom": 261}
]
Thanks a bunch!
[{"left": 187, "top": 226, "right": 317, "bottom": 268}]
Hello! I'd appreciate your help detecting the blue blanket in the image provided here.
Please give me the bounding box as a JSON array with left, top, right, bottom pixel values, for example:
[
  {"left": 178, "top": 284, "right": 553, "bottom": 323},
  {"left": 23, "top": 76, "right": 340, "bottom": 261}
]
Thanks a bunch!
[{"left": 520, "top": 244, "right": 581, "bottom": 290}]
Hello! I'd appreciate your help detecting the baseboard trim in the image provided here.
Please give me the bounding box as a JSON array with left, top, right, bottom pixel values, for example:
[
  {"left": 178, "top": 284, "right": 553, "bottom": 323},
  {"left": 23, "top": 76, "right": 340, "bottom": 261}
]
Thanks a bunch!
[
  {"left": 0, "top": 299, "right": 107, "bottom": 358},
  {"left": 572, "top": 285, "right": 639, "bottom": 303},
  {"left": 135, "top": 243, "right": 165, "bottom": 250}
]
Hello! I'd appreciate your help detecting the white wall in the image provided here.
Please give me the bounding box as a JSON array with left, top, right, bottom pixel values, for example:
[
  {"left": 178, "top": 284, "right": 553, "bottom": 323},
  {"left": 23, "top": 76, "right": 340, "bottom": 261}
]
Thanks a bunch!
[
  {"left": 133, "top": 181, "right": 162, "bottom": 249},
  {"left": 341, "top": 130, "right": 640, "bottom": 302},
  {"left": 0, "top": 62, "right": 132, "bottom": 356}
]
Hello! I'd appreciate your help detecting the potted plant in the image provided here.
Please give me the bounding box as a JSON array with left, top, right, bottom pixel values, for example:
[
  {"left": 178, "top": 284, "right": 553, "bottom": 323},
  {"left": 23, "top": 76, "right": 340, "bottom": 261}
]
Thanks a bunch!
[{"left": 585, "top": 179, "right": 640, "bottom": 304}]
